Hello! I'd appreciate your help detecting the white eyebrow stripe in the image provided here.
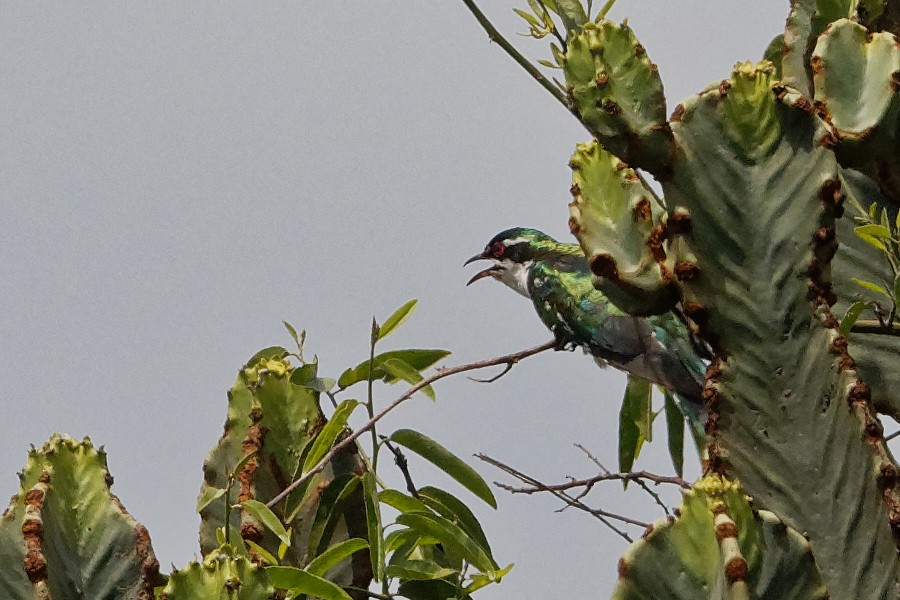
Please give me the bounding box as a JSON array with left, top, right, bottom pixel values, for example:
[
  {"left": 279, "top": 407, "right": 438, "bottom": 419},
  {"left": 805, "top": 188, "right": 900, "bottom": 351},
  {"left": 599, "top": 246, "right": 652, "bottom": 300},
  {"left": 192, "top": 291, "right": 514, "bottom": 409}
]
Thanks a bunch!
[{"left": 502, "top": 237, "right": 529, "bottom": 246}]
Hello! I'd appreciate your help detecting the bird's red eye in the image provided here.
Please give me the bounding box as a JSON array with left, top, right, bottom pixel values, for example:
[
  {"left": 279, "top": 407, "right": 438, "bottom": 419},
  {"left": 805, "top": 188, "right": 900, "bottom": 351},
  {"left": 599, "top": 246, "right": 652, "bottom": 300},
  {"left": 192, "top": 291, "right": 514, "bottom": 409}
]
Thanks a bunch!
[{"left": 491, "top": 241, "right": 505, "bottom": 257}]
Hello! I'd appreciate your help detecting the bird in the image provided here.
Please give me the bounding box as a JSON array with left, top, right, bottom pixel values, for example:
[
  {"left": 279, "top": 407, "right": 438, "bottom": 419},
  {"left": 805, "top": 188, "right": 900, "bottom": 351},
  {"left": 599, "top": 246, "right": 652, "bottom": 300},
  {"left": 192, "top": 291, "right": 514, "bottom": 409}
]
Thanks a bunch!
[{"left": 465, "top": 227, "right": 708, "bottom": 431}]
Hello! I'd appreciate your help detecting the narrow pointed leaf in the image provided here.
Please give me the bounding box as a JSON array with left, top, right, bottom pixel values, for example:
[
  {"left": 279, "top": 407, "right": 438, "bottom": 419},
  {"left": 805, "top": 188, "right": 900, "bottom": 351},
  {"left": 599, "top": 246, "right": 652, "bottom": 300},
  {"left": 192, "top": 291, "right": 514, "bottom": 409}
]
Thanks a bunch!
[
  {"left": 241, "top": 499, "right": 291, "bottom": 548},
  {"left": 303, "top": 399, "right": 359, "bottom": 472},
  {"left": 379, "top": 489, "right": 431, "bottom": 514},
  {"left": 852, "top": 278, "right": 890, "bottom": 298},
  {"left": 417, "top": 486, "right": 494, "bottom": 563},
  {"left": 305, "top": 538, "right": 370, "bottom": 577},
  {"left": 381, "top": 358, "right": 436, "bottom": 400},
  {"left": 197, "top": 486, "right": 226, "bottom": 513},
  {"left": 245, "top": 539, "right": 279, "bottom": 566},
  {"left": 839, "top": 301, "right": 870, "bottom": 336},
  {"left": 395, "top": 512, "right": 495, "bottom": 574},
  {"left": 362, "top": 472, "right": 384, "bottom": 581},
  {"left": 662, "top": 391, "right": 685, "bottom": 478},
  {"left": 378, "top": 299, "right": 418, "bottom": 341},
  {"left": 266, "top": 566, "right": 353, "bottom": 600},
  {"left": 386, "top": 558, "right": 458, "bottom": 581},
  {"left": 618, "top": 376, "right": 651, "bottom": 485},
  {"left": 390, "top": 429, "right": 496, "bottom": 509},
  {"left": 338, "top": 349, "right": 450, "bottom": 389}
]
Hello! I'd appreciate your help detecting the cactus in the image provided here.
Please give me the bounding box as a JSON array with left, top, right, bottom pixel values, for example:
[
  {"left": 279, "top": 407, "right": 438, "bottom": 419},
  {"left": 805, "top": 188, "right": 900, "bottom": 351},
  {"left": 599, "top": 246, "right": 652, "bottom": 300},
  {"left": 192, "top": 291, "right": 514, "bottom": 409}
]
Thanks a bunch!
[
  {"left": 469, "top": 0, "right": 900, "bottom": 597},
  {"left": 198, "top": 348, "right": 372, "bottom": 592},
  {"left": 613, "top": 475, "right": 826, "bottom": 599},
  {"left": 159, "top": 546, "right": 274, "bottom": 600},
  {"left": 0, "top": 434, "right": 162, "bottom": 600}
]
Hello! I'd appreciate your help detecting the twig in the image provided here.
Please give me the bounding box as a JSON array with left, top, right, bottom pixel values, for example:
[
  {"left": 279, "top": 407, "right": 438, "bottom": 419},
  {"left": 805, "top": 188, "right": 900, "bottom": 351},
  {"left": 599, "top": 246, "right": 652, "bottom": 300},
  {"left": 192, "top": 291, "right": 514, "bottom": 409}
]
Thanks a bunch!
[
  {"left": 850, "top": 320, "right": 900, "bottom": 337},
  {"left": 576, "top": 443, "right": 676, "bottom": 516},
  {"left": 461, "top": 0, "right": 573, "bottom": 113},
  {"left": 477, "top": 453, "right": 640, "bottom": 542},
  {"left": 346, "top": 587, "right": 393, "bottom": 600},
  {"left": 886, "top": 430, "right": 900, "bottom": 442},
  {"left": 459, "top": 0, "right": 667, "bottom": 208},
  {"left": 503, "top": 469, "right": 690, "bottom": 493},
  {"left": 266, "top": 339, "right": 557, "bottom": 508},
  {"left": 382, "top": 437, "right": 419, "bottom": 498}
]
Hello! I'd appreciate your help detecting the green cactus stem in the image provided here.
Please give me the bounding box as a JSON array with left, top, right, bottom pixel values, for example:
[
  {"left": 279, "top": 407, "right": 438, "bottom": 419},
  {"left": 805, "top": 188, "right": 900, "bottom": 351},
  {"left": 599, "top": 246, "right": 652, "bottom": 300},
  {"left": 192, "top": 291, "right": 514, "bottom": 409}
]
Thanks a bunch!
[
  {"left": 0, "top": 434, "right": 162, "bottom": 600},
  {"left": 661, "top": 61, "right": 900, "bottom": 599},
  {"left": 198, "top": 348, "right": 371, "bottom": 593},
  {"left": 812, "top": 18, "right": 900, "bottom": 202},
  {"left": 612, "top": 475, "right": 826, "bottom": 599},
  {"left": 159, "top": 547, "right": 274, "bottom": 600},
  {"left": 562, "top": 20, "right": 673, "bottom": 177},
  {"left": 568, "top": 140, "right": 679, "bottom": 315}
]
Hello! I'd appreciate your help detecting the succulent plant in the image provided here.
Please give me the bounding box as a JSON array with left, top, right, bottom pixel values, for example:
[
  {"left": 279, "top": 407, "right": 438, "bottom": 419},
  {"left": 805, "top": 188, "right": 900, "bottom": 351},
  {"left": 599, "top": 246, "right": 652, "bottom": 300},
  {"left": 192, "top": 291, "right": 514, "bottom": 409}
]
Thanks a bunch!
[
  {"left": 468, "top": 0, "right": 900, "bottom": 596},
  {"left": 0, "top": 434, "right": 162, "bottom": 600}
]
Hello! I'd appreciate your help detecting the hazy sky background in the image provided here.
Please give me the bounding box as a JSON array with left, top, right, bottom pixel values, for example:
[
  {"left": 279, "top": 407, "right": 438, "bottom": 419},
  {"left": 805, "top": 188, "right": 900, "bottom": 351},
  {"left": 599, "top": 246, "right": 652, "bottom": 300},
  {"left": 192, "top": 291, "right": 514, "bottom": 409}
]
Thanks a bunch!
[{"left": 2, "top": 2, "right": 788, "bottom": 597}]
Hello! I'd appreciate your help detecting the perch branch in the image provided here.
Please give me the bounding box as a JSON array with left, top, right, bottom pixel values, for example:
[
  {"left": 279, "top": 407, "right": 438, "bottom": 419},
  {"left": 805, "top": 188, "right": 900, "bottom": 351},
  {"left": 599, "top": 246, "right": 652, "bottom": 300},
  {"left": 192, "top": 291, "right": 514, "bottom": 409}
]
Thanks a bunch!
[{"left": 267, "top": 339, "right": 556, "bottom": 508}]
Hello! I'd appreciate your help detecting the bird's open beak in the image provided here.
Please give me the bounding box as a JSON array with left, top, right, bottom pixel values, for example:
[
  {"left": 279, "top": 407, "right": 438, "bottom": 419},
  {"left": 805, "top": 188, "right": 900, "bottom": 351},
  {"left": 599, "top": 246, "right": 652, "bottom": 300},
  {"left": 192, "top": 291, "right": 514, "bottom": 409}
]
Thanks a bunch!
[{"left": 465, "top": 253, "right": 500, "bottom": 286}]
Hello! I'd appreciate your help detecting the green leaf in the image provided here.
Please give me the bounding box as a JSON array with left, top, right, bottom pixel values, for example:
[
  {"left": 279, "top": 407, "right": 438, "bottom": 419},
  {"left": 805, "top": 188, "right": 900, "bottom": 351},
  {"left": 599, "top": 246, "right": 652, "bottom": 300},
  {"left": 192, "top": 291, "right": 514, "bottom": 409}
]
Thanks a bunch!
[
  {"left": 398, "top": 579, "right": 472, "bottom": 600},
  {"left": 390, "top": 429, "right": 497, "bottom": 509},
  {"left": 241, "top": 499, "right": 291, "bottom": 548},
  {"left": 303, "top": 399, "right": 359, "bottom": 472},
  {"left": 196, "top": 486, "right": 226, "bottom": 513},
  {"left": 619, "top": 376, "right": 652, "bottom": 485},
  {"left": 245, "top": 539, "right": 279, "bottom": 566},
  {"left": 246, "top": 346, "right": 289, "bottom": 366},
  {"left": 307, "top": 473, "right": 361, "bottom": 556},
  {"left": 395, "top": 512, "right": 495, "bottom": 574},
  {"left": 662, "top": 391, "right": 685, "bottom": 478},
  {"left": 379, "top": 489, "right": 431, "bottom": 514},
  {"left": 465, "top": 563, "right": 514, "bottom": 593},
  {"left": 417, "top": 486, "right": 494, "bottom": 564},
  {"left": 305, "top": 538, "right": 369, "bottom": 577},
  {"left": 282, "top": 320, "right": 304, "bottom": 353},
  {"left": 362, "top": 472, "right": 385, "bottom": 581},
  {"left": 378, "top": 299, "right": 418, "bottom": 341},
  {"left": 852, "top": 277, "right": 891, "bottom": 298},
  {"left": 386, "top": 558, "right": 458, "bottom": 581},
  {"left": 290, "top": 361, "right": 317, "bottom": 386},
  {"left": 855, "top": 223, "right": 891, "bottom": 250},
  {"left": 514, "top": 7, "right": 542, "bottom": 28},
  {"left": 381, "top": 358, "right": 436, "bottom": 400},
  {"left": 266, "top": 567, "right": 353, "bottom": 600},
  {"left": 553, "top": 0, "right": 589, "bottom": 31},
  {"left": 840, "top": 301, "right": 871, "bottom": 336},
  {"left": 338, "top": 349, "right": 451, "bottom": 389}
]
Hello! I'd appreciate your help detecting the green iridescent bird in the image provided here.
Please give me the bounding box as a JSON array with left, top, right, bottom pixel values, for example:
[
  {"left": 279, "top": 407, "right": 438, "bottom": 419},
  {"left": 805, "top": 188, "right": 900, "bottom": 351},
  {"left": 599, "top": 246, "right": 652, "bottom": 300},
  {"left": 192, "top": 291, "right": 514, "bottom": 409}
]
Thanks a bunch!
[{"left": 466, "top": 227, "right": 708, "bottom": 427}]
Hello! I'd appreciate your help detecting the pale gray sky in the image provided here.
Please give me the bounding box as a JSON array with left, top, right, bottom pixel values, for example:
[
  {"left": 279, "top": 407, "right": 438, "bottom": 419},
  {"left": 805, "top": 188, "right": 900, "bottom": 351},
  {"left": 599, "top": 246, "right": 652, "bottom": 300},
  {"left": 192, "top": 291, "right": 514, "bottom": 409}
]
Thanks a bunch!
[{"left": 1, "top": 2, "right": 786, "bottom": 597}]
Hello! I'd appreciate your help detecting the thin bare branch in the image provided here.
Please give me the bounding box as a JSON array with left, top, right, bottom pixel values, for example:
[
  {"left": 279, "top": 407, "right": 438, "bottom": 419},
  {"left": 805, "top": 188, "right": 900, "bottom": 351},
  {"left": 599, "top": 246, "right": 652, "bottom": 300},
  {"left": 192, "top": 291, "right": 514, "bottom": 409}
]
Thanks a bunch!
[
  {"left": 576, "top": 443, "right": 676, "bottom": 516},
  {"left": 382, "top": 437, "right": 419, "bottom": 498},
  {"left": 266, "top": 339, "right": 557, "bottom": 508},
  {"left": 851, "top": 320, "right": 900, "bottom": 337},
  {"left": 477, "top": 453, "right": 642, "bottom": 542}
]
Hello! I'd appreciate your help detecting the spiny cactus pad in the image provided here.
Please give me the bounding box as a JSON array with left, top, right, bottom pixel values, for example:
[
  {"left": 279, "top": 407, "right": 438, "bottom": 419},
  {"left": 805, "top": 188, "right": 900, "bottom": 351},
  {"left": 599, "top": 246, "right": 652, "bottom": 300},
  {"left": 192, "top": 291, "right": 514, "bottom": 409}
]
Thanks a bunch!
[
  {"left": 562, "top": 20, "right": 672, "bottom": 176},
  {"left": 612, "top": 476, "right": 826, "bottom": 599},
  {"left": 198, "top": 348, "right": 371, "bottom": 590},
  {"left": 0, "top": 434, "right": 161, "bottom": 600},
  {"left": 812, "top": 18, "right": 900, "bottom": 202},
  {"left": 159, "top": 547, "right": 274, "bottom": 599},
  {"left": 568, "top": 140, "right": 677, "bottom": 315}
]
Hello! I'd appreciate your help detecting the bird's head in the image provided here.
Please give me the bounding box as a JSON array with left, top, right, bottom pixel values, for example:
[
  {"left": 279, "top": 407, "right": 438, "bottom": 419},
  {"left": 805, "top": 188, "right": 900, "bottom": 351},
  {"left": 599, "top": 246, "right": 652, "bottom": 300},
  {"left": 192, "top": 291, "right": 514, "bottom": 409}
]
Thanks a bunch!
[{"left": 465, "top": 227, "right": 557, "bottom": 299}]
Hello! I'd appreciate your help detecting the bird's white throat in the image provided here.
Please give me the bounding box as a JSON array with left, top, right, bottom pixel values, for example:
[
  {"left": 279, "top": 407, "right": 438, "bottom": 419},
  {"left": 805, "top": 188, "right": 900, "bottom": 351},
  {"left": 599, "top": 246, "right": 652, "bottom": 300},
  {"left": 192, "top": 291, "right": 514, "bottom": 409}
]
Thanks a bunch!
[{"left": 495, "top": 260, "right": 533, "bottom": 299}]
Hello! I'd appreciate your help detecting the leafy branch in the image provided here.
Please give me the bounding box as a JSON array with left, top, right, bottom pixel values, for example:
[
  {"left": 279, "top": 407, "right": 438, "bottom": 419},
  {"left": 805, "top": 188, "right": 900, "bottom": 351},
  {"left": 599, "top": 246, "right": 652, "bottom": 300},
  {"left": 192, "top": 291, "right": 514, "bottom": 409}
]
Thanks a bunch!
[{"left": 267, "top": 338, "right": 557, "bottom": 509}]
